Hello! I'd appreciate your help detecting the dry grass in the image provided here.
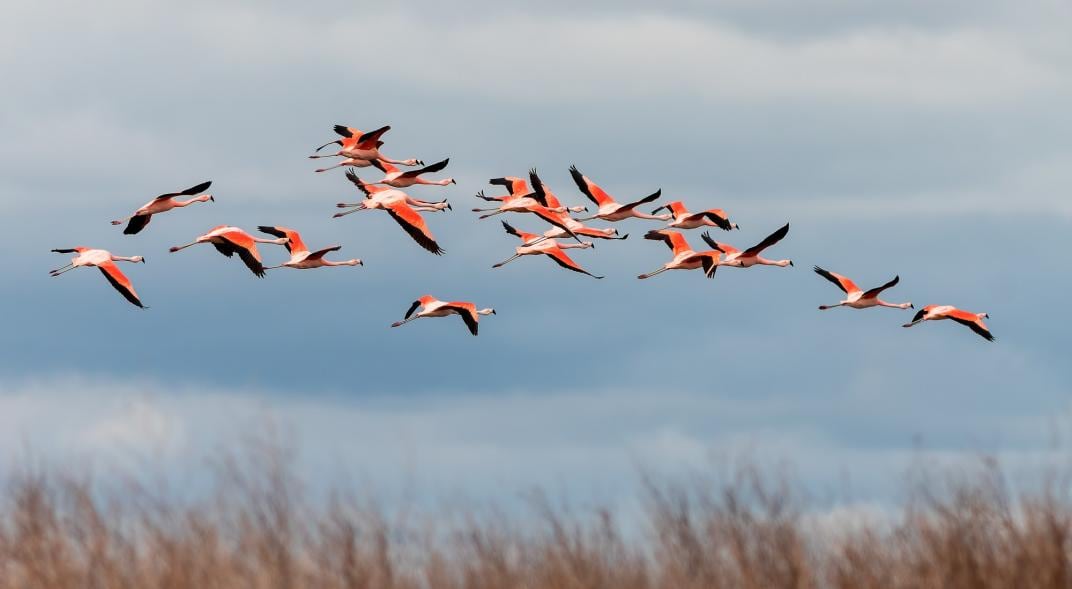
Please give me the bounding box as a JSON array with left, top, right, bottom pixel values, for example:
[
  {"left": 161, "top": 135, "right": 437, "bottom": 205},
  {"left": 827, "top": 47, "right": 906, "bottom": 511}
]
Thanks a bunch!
[{"left": 0, "top": 443, "right": 1068, "bottom": 589}]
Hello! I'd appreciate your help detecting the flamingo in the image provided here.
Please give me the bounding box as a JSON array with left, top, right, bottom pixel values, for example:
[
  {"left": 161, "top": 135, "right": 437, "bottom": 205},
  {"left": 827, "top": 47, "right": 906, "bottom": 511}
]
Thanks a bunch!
[
  {"left": 110, "top": 181, "right": 213, "bottom": 234},
  {"left": 309, "top": 125, "right": 423, "bottom": 169},
  {"left": 256, "top": 226, "right": 362, "bottom": 270},
  {"left": 813, "top": 266, "right": 912, "bottom": 311},
  {"left": 652, "top": 201, "right": 738, "bottom": 231},
  {"left": 390, "top": 295, "right": 496, "bottom": 336},
  {"left": 700, "top": 223, "right": 793, "bottom": 268},
  {"left": 492, "top": 221, "right": 603, "bottom": 279},
  {"left": 355, "top": 158, "right": 455, "bottom": 188},
  {"left": 569, "top": 165, "right": 667, "bottom": 222},
  {"left": 472, "top": 170, "right": 585, "bottom": 216},
  {"left": 168, "top": 225, "right": 288, "bottom": 277},
  {"left": 331, "top": 173, "right": 446, "bottom": 255},
  {"left": 903, "top": 305, "right": 994, "bottom": 341},
  {"left": 333, "top": 170, "right": 450, "bottom": 218},
  {"left": 636, "top": 230, "right": 720, "bottom": 280},
  {"left": 49, "top": 247, "right": 147, "bottom": 308}
]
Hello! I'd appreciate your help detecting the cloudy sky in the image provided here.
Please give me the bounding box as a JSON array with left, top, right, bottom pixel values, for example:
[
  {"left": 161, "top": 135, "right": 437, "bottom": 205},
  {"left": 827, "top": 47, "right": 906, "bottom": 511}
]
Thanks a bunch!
[{"left": 2, "top": 0, "right": 1070, "bottom": 509}]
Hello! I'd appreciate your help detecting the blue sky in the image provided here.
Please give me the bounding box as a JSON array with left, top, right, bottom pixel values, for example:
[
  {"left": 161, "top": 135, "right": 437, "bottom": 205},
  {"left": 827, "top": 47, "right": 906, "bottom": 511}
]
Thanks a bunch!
[{"left": 2, "top": 0, "right": 1070, "bottom": 510}]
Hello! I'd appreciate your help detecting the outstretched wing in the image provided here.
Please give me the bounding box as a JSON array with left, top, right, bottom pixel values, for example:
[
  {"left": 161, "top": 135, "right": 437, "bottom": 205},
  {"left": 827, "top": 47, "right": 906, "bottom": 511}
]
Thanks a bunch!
[
  {"left": 644, "top": 230, "right": 690, "bottom": 256},
  {"left": 334, "top": 125, "right": 357, "bottom": 138},
  {"left": 385, "top": 202, "right": 445, "bottom": 255},
  {"left": 618, "top": 190, "right": 662, "bottom": 212},
  {"left": 306, "top": 245, "right": 342, "bottom": 261},
  {"left": 947, "top": 309, "right": 995, "bottom": 341},
  {"left": 742, "top": 223, "right": 790, "bottom": 258},
  {"left": 698, "top": 210, "right": 733, "bottom": 231},
  {"left": 700, "top": 232, "right": 740, "bottom": 255},
  {"left": 217, "top": 231, "right": 265, "bottom": 277},
  {"left": 353, "top": 125, "right": 390, "bottom": 148},
  {"left": 907, "top": 308, "right": 927, "bottom": 324},
  {"left": 443, "top": 303, "right": 479, "bottom": 336},
  {"left": 861, "top": 275, "right": 899, "bottom": 299},
  {"left": 813, "top": 266, "right": 860, "bottom": 295},
  {"left": 403, "top": 300, "right": 421, "bottom": 319},
  {"left": 257, "top": 226, "right": 305, "bottom": 254},
  {"left": 400, "top": 158, "right": 449, "bottom": 179},
  {"left": 124, "top": 215, "right": 152, "bottom": 235},
  {"left": 569, "top": 165, "right": 615, "bottom": 206},
  {"left": 345, "top": 169, "right": 376, "bottom": 197},
  {"left": 155, "top": 181, "right": 212, "bottom": 200},
  {"left": 97, "top": 261, "right": 145, "bottom": 308},
  {"left": 544, "top": 248, "right": 603, "bottom": 279},
  {"left": 527, "top": 205, "right": 582, "bottom": 243}
]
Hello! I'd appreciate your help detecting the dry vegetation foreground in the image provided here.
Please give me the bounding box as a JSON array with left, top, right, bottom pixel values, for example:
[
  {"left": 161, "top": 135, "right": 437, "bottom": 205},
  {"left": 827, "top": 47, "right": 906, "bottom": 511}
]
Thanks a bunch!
[{"left": 0, "top": 443, "right": 1069, "bottom": 589}]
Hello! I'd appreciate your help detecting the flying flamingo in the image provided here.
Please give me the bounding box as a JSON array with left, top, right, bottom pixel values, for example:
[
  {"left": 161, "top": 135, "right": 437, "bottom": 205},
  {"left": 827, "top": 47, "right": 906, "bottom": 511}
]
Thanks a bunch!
[
  {"left": 50, "top": 247, "right": 147, "bottom": 308},
  {"left": 903, "top": 305, "right": 994, "bottom": 341},
  {"left": 390, "top": 295, "right": 496, "bottom": 336},
  {"left": 352, "top": 158, "right": 455, "bottom": 188},
  {"left": 309, "top": 125, "right": 422, "bottom": 169},
  {"left": 813, "top": 266, "right": 912, "bottom": 311},
  {"left": 636, "top": 230, "right": 720, "bottom": 280},
  {"left": 168, "top": 225, "right": 288, "bottom": 277},
  {"left": 472, "top": 170, "right": 585, "bottom": 216},
  {"left": 652, "top": 201, "right": 738, "bottom": 231},
  {"left": 700, "top": 223, "right": 793, "bottom": 268},
  {"left": 331, "top": 173, "right": 446, "bottom": 255},
  {"left": 334, "top": 170, "right": 450, "bottom": 218},
  {"left": 110, "top": 181, "right": 214, "bottom": 235},
  {"left": 256, "top": 226, "right": 363, "bottom": 270},
  {"left": 569, "top": 165, "right": 667, "bottom": 222},
  {"left": 492, "top": 221, "right": 602, "bottom": 279}
]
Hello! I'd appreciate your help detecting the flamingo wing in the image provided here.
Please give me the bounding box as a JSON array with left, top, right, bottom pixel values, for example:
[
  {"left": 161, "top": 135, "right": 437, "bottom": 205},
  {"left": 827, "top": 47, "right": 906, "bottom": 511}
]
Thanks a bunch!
[
  {"left": 527, "top": 169, "right": 554, "bottom": 208},
  {"left": 698, "top": 210, "right": 733, "bottom": 231},
  {"left": 813, "top": 266, "right": 861, "bottom": 295},
  {"left": 306, "top": 245, "right": 342, "bottom": 261},
  {"left": 385, "top": 202, "right": 445, "bottom": 255},
  {"left": 947, "top": 309, "right": 995, "bottom": 341},
  {"left": 500, "top": 220, "right": 524, "bottom": 239},
  {"left": 544, "top": 248, "right": 603, "bottom": 279},
  {"left": 569, "top": 165, "right": 615, "bottom": 206},
  {"left": 526, "top": 206, "right": 583, "bottom": 243},
  {"left": 644, "top": 230, "right": 690, "bottom": 256},
  {"left": 742, "top": 223, "right": 790, "bottom": 258},
  {"left": 154, "top": 180, "right": 211, "bottom": 200},
  {"left": 442, "top": 303, "right": 480, "bottom": 336},
  {"left": 345, "top": 169, "right": 377, "bottom": 197},
  {"left": 399, "top": 158, "right": 449, "bottom": 179},
  {"left": 861, "top": 275, "right": 900, "bottom": 299},
  {"left": 97, "top": 261, "right": 145, "bottom": 308},
  {"left": 257, "top": 226, "right": 305, "bottom": 255},
  {"left": 123, "top": 214, "right": 152, "bottom": 235},
  {"left": 217, "top": 231, "right": 265, "bottom": 277},
  {"left": 700, "top": 232, "right": 740, "bottom": 255},
  {"left": 617, "top": 190, "right": 662, "bottom": 212},
  {"left": 353, "top": 125, "right": 390, "bottom": 148}
]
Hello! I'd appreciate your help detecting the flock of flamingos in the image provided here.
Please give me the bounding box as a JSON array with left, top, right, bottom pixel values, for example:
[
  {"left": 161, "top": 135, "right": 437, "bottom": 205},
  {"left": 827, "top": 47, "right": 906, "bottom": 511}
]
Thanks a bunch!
[{"left": 49, "top": 123, "right": 994, "bottom": 341}]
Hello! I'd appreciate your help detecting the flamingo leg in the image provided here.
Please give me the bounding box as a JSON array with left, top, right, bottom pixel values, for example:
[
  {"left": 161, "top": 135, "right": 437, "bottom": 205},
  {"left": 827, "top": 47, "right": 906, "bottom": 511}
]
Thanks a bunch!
[
  {"left": 637, "top": 266, "right": 669, "bottom": 279},
  {"left": 50, "top": 266, "right": 77, "bottom": 277},
  {"left": 492, "top": 254, "right": 522, "bottom": 268}
]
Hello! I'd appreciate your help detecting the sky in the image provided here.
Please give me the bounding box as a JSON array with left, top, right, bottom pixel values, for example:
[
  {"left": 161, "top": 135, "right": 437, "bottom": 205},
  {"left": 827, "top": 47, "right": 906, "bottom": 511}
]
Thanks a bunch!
[{"left": 2, "top": 0, "right": 1071, "bottom": 512}]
